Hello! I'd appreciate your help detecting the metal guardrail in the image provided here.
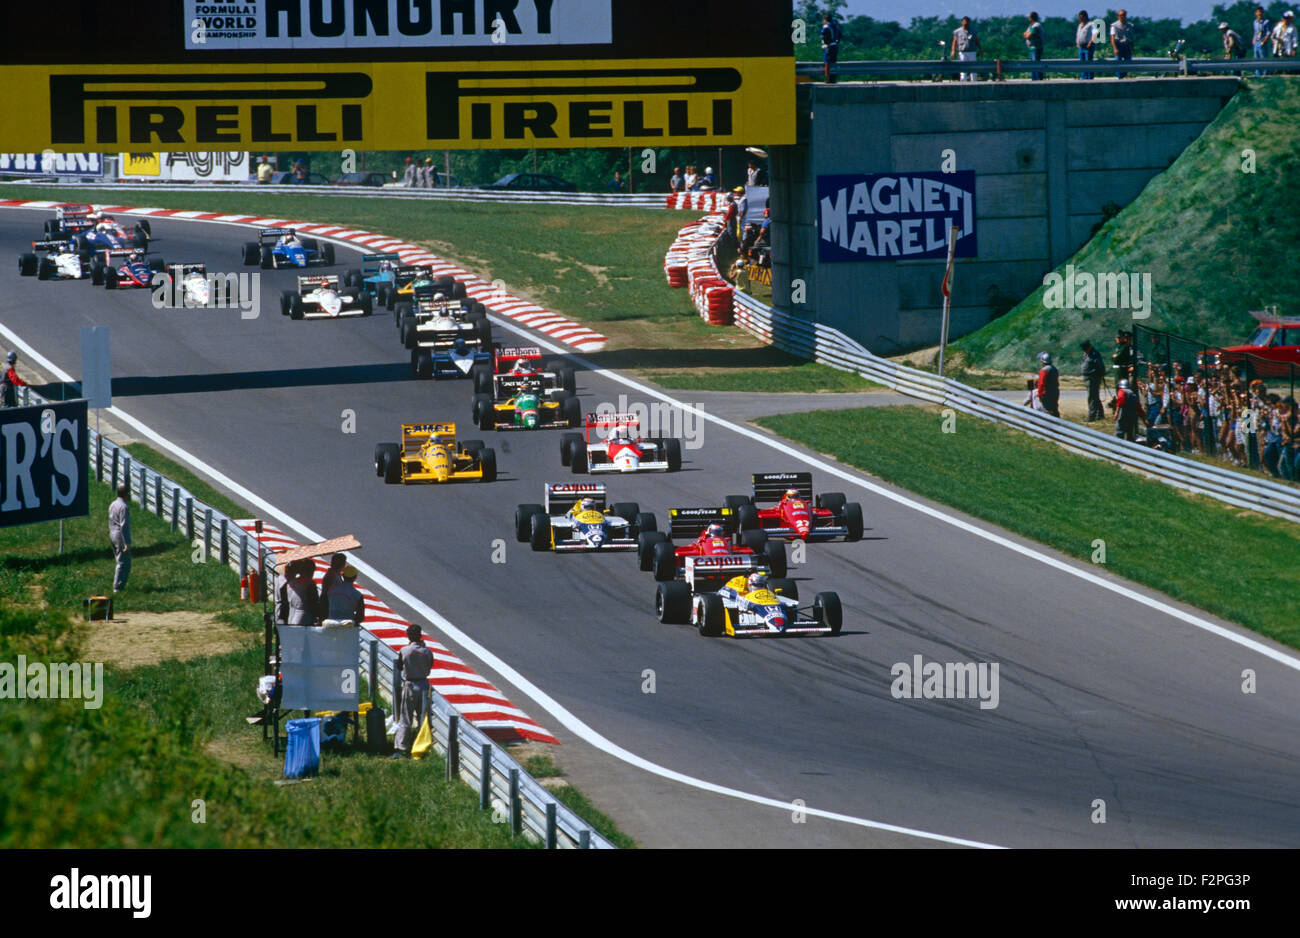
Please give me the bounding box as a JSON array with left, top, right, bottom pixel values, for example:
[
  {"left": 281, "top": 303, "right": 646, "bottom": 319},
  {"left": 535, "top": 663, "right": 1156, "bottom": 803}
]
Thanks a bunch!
[
  {"left": 5, "top": 179, "right": 667, "bottom": 209},
  {"left": 797, "top": 57, "right": 1297, "bottom": 79},
  {"left": 14, "top": 383, "right": 611, "bottom": 847},
  {"left": 729, "top": 289, "right": 1300, "bottom": 523}
]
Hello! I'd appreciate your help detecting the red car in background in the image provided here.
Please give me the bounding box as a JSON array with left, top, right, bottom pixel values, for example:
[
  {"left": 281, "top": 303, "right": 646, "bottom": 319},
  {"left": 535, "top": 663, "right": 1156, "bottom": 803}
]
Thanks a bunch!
[
  {"left": 637, "top": 506, "right": 787, "bottom": 581},
  {"left": 1199, "top": 312, "right": 1300, "bottom": 378},
  {"left": 725, "top": 472, "right": 864, "bottom": 542}
]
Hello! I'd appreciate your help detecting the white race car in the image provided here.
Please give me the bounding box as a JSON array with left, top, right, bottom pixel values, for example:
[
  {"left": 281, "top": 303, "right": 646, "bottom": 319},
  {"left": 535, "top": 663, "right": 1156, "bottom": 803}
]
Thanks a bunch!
[
  {"left": 560, "top": 412, "right": 682, "bottom": 474},
  {"left": 281, "top": 274, "right": 372, "bottom": 319},
  {"left": 18, "top": 239, "right": 85, "bottom": 280}
]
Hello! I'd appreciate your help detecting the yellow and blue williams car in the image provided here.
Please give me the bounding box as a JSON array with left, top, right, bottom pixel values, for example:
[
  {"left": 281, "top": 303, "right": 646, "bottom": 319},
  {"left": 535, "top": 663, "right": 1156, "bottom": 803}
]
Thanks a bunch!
[
  {"left": 515, "top": 482, "right": 657, "bottom": 552},
  {"left": 654, "top": 563, "right": 842, "bottom": 639},
  {"left": 374, "top": 422, "right": 496, "bottom": 484}
]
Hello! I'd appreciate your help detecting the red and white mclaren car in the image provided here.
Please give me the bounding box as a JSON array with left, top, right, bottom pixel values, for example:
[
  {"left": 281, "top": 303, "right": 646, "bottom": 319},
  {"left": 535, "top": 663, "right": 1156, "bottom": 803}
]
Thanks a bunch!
[{"left": 559, "top": 413, "right": 683, "bottom": 474}]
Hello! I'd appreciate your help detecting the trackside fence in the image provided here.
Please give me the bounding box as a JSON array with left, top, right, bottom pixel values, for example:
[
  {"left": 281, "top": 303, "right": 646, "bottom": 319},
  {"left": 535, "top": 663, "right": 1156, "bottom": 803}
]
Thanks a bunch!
[{"left": 15, "top": 384, "right": 612, "bottom": 848}]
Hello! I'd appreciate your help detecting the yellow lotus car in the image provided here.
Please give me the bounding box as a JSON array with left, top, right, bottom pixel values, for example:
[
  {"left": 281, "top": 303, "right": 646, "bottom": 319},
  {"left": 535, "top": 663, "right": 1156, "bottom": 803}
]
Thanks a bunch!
[{"left": 374, "top": 422, "right": 496, "bottom": 484}]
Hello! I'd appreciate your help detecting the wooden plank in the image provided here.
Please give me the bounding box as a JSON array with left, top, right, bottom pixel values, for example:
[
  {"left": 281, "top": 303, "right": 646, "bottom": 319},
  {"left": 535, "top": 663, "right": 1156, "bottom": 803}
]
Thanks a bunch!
[{"left": 272, "top": 533, "right": 362, "bottom": 571}]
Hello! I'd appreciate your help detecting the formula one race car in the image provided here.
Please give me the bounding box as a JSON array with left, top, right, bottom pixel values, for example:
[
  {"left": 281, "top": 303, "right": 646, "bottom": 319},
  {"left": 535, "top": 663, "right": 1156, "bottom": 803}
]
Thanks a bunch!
[
  {"left": 515, "top": 482, "right": 658, "bottom": 552},
  {"left": 389, "top": 272, "right": 468, "bottom": 317},
  {"left": 280, "top": 274, "right": 372, "bottom": 319},
  {"left": 636, "top": 506, "right": 787, "bottom": 580},
  {"left": 158, "top": 262, "right": 240, "bottom": 307},
  {"left": 472, "top": 372, "right": 581, "bottom": 431},
  {"left": 242, "top": 228, "right": 335, "bottom": 269},
  {"left": 559, "top": 412, "right": 682, "bottom": 474},
  {"left": 343, "top": 253, "right": 403, "bottom": 307},
  {"left": 411, "top": 333, "right": 492, "bottom": 381},
  {"left": 91, "top": 249, "right": 166, "bottom": 289},
  {"left": 374, "top": 422, "right": 496, "bottom": 484},
  {"left": 724, "top": 472, "right": 863, "bottom": 542},
  {"left": 654, "top": 563, "right": 841, "bottom": 638},
  {"left": 18, "top": 240, "right": 86, "bottom": 280},
  {"left": 72, "top": 212, "right": 151, "bottom": 252},
  {"left": 471, "top": 346, "right": 575, "bottom": 396},
  {"left": 399, "top": 291, "right": 490, "bottom": 350},
  {"left": 41, "top": 203, "right": 98, "bottom": 241}
]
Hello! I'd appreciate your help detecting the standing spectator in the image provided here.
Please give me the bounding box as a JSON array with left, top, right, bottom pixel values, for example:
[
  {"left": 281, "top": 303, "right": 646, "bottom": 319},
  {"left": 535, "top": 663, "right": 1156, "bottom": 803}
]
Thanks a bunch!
[
  {"left": 319, "top": 552, "right": 348, "bottom": 599},
  {"left": 108, "top": 484, "right": 131, "bottom": 593},
  {"left": 421, "top": 157, "right": 436, "bottom": 188},
  {"left": 683, "top": 164, "right": 698, "bottom": 191},
  {"left": 292, "top": 158, "right": 307, "bottom": 183},
  {"left": 609, "top": 169, "right": 625, "bottom": 193},
  {"left": 324, "top": 565, "right": 365, "bottom": 624},
  {"left": 1110, "top": 9, "right": 1133, "bottom": 78},
  {"left": 256, "top": 156, "right": 273, "bottom": 184},
  {"left": 1220, "top": 22, "right": 1246, "bottom": 59},
  {"left": 1112, "top": 379, "right": 1140, "bottom": 441},
  {"left": 1252, "top": 6, "right": 1272, "bottom": 74},
  {"left": 821, "top": 13, "right": 841, "bottom": 83},
  {"left": 1025, "top": 12, "right": 1045, "bottom": 80},
  {"left": 693, "top": 166, "right": 717, "bottom": 190},
  {"left": 277, "top": 559, "right": 319, "bottom": 627},
  {"left": 1274, "top": 11, "right": 1298, "bottom": 57},
  {"left": 1080, "top": 340, "right": 1106, "bottom": 420},
  {"left": 952, "top": 17, "right": 981, "bottom": 81},
  {"left": 1281, "top": 398, "right": 1300, "bottom": 481},
  {"left": 669, "top": 166, "right": 684, "bottom": 193},
  {"left": 1, "top": 350, "right": 26, "bottom": 408},
  {"left": 1262, "top": 394, "right": 1283, "bottom": 476},
  {"left": 746, "top": 160, "right": 764, "bottom": 187},
  {"left": 1111, "top": 329, "right": 1135, "bottom": 385},
  {"left": 1077, "top": 10, "right": 1097, "bottom": 79},
  {"left": 1035, "top": 352, "right": 1060, "bottom": 417},
  {"left": 400, "top": 157, "right": 416, "bottom": 186},
  {"left": 733, "top": 186, "right": 748, "bottom": 239},
  {"left": 391, "top": 625, "right": 435, "bottom": 759}
]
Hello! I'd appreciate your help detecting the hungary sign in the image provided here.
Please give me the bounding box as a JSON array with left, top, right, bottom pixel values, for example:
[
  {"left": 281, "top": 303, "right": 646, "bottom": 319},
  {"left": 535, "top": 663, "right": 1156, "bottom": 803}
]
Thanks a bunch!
[{"left": 817, "top": 171, "right": 977, "bottom": 263}]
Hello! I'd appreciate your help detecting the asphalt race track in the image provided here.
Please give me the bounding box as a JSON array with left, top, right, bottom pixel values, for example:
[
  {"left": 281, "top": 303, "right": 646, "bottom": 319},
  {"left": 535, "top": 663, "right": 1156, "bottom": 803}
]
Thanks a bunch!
[{"left": 4, "top": 207, "right": 1298, "bottom": 848}]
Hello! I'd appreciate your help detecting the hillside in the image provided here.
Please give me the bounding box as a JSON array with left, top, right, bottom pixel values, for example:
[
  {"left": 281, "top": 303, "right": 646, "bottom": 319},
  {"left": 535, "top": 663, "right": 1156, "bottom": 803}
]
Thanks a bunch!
[{"left": 951, "top": 77, "right": 1300, "bottom": 372}]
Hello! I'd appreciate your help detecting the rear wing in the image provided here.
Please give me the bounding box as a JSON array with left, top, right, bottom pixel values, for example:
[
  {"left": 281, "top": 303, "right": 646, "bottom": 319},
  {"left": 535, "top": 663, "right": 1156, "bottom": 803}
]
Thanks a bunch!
[
  {"left": 668, "top": 507, "right": 737, "bottom": 539},
  {"left": 752, "top": 472, "right": 813, "bottom": 503},
  {"left": 544, "top": 482, "right": 606, "bottom": 513},
  {"left": 586, "top": 412, "right": 639, "bottom": 430},
  {"left": 401, "top": 422, "right": 457, "bottom": 447},
  {"left": 259, "top": 227, "right": 295, "bottom": 240},
  {"left": 494, "top": 346, "right": 543, "bottom": 372},
  {"left": 100, "top": 248, "right": 139, "bottom": 259},
  {"left": 427, "top": 333, "right": 488, "bottom": 351},
  {"left": 495, "top": 374, "right": 546, "bottom": 396},
  {"left": 360, "top": 252, "right": 401, "bottom": 268},
  {"left": 685, "top": 554, "right": 759, "bottom": 581},
  {"left": 169, "top": 262, "right": 208, "bottom": 276},
  {"left": 416, "top": 298, "right": 464, "bottom": 315},
  {"left": 298, "top": 274, "right": 340, "bottom": 289},
  {"left": 30, "top": 239, "right": 73, "bottom": 252},
  {"left": 56, "top": 203, "right": 94, "bottom": 219}
]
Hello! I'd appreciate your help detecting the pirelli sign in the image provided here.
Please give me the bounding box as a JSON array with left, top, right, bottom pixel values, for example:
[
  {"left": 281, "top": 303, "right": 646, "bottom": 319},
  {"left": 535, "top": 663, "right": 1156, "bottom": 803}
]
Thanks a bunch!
[{"left": 1, "top": 58, "right": 793, "bottom": 151}]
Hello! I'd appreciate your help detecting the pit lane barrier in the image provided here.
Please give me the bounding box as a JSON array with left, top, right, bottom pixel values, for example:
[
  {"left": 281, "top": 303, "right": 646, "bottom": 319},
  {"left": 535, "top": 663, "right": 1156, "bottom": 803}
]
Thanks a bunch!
[
  {"left": 663, "top": 214, "right": 1300, "bottom": 525},
  {"left": 13, "top": 383, "right": 609, "bottom": 848}
]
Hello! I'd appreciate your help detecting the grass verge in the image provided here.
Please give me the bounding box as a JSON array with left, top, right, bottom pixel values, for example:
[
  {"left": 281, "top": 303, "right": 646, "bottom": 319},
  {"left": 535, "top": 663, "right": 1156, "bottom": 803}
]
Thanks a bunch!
[
  {"left": 758, "top": 405, "right": 1300, "bottom": 649},
  {"left": 521, "top": 755, "right": 637, "bottom": 849}
]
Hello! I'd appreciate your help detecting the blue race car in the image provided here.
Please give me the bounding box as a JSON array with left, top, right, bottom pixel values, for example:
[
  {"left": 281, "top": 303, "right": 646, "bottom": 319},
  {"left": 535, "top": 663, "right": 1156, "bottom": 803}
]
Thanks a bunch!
[
  {"left": 241, "top": 228, "right": 335, "bottom": 270},
  {"left": 92, "top": 249, "right": 165, "bottom": 289},
  {"left": 413, "top": 334, "right": 492, "bottom": 381},
  {"left": 73, "top": 213, "right": 151, "bottom": 253}
]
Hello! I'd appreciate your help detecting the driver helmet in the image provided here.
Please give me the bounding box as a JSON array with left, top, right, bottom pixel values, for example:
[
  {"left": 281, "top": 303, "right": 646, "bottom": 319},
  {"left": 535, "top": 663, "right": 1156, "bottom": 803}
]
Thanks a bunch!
[
  {"left": 580, "top": 497, "right": 596, "bottom": 512},
  {"left": 128, "top": 251, "right": 141, "bottom": 262},
  {"left": 784, "top": 487, "right": 800, "bottom": 500},
  {"left": 1038, "top": 351, "right": 1052, "bottom": 366},
  {"left": 747, "top": 572, "right": 768, "bottom": 592},
  {"left": 706, "top": 523, "right": 726, "bottom": 538},
  {"left": 433, "top": 292, "right": 446, "bottom": 301},
  {"left": 1118, "top": 379, "right": 1131, "bottom": 390},
  {"left": 511, "top": 359, "right": 530, "bottom": 374}
]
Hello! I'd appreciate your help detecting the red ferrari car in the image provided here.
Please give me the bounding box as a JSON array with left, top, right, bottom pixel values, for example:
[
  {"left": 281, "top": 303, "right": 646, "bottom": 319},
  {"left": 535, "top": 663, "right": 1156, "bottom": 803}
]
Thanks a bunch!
[
  {"left": 725, "top": 472, "right": 864, "bottom": 541},
  {"left": 637, "top": 506, "right": 787, "bottom": 581},
  {"left": 1199, "top": 312, "right": 1300, "bottom": 379}
]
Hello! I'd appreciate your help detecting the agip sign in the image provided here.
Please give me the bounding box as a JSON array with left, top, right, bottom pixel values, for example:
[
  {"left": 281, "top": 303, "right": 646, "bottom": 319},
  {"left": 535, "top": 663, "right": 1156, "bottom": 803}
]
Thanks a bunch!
[{"left": 818, "top": 171, "right": 977, "bottom": 262}]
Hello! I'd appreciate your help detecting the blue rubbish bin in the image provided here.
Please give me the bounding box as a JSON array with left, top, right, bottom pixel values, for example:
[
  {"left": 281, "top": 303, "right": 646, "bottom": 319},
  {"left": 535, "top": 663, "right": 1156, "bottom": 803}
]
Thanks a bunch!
[{"left": 284, "top": 718, "right": 322, "bottom": 778}]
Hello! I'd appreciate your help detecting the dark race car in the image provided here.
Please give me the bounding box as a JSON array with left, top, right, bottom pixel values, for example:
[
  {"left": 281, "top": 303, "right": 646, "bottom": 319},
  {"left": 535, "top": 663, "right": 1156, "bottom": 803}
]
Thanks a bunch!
[
  {"left": 636, "top": 506, "right": 787, "bottom": 581},
  {"left": 724, "top": 472, "right": 864, "bottom": 542},
  {"left": 92, "top": 249, "right": 165, "bottom": 289},
  {"left": 241, "top": 228, "right": 335, "bottom": 269},
  {"left": 74, "top": 212, "right": 151, "bottom": 253}
]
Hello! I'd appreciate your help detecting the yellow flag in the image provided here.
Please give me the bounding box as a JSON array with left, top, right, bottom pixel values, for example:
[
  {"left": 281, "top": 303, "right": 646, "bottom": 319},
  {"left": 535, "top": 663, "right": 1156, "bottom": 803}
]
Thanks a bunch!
[{"left": 411, "top": 715, "right": 433, "bottom": 760}]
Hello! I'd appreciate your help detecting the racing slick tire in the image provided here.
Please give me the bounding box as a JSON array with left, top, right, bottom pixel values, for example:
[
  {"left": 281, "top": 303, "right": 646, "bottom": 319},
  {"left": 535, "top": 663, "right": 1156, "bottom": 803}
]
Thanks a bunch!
[
  {"left": 18, "top": 253, "right": 37, "bottom": 276},
  {"left": 322, "top": 243, "right": 336, "bottom": 266},
  {"left": 133, "top": 234, "right": 148, "bottom": 250},
  {"left": 91, "top": 263, "right": 106, "bottom": 286},
  {"left": 394, "top": 300, "right": 411, "bottom": 328},
  {"left": 472, "top": 394, "right": 494, "bottom": 431},
  {"left": 242, "top": 242, "right": 260, "bottom": 266},
  {"left": 737, "top": 504, "right": 760, "bottom": 532},
  {"left": 664, "top": 438, "right": 683, "bottom": 472},
  {"left": 559, "top": 432, "right": 581, "bottom": 466},
  {"left": 817, "top": 492, "right": 846, "bottom": 513},
  {"left": 472, "top": 364, "right": 493, "bottom": 395},
  {"left": 280, "top": 290, "right": 295, "bottom": 316},
  {"left": 478, "top": 447, "right": 497, "bottom": 482},
  {"left": 260, "top": 245, "right": 273, "bottom": 269},
  {"left": 461, "top": 439, "right": 485, "bottom": 455},
  {"left": 651, "top": 540, "right": 677, "bottom": 582},
  {"left": 104, "top": 268, "right": 118, "bottom": 289},
  {"left": 402, "top": 318, "right": 417, "bottom": 349},
  {"left": 414, "top": 351, "right": 433, "bottom": 379},
  {"left": 451, "top": 279, "right": 467, "bottom": 300},
  {"left": 739, "top": 529, "right": 767, "bottom": 553},
  {"left": 515, "top": 504, "right": 545, "bottom": 542},
  {"left": 374, "top": 443, "right": 399, "bottom": 477},
  {"left": 382, "top": 450, "right": 402, "bottom": 484},
  {"left": 844, "top": 502, "right": 864, "bottom": 542},
  {"left": 529, "top": 513, "right": 553, "bottom": 551},
  {"left": 724, "top": 494, "right": 751, "bottom": 512},
  {"left": 474, "top": 320, "right": 492, "bottom": 347},
  {"left": 138, "top": 220, "right": 151, "bottom": 236},
  {"left": 36, "top": 257, "right": 53, "bottom": 280},
  {"left": 656, "top": 581, "right": 691, "bottom": 624},
  {"left": 360, "top": 293, "right": 373, "bottom": 316},
  {"left": 379, "top": 285, "right": 395, "bottom": 310},
  {"left": 633, "top": 512, "right": 657, "bottom": 537},
  {"left": 562, "top": 396, "right": 582, "bottom": 429},
  {"left": 637, "top": 531, "right": 668, "bottom": 571},
  {"left": 769, "top": 578, "right": 798, "bottom": 601},
  {"left": 148, "top": 256, "right": 166, "bottom": 272},
  {"left": 696, "top": 593, "right": 725, "bottom": 637},
  {"left": 612, "top": 502, "right": 640, "bottom": 524},
  {"left": 814, "top": 592, "right": 842, "bottom": 635},
  {"left": 288, "top": 295, "right": 304, "bottom": 320},
  {"left": 765, "top": 541, "right": 788, "bottom": 578},
  {"left": 568, "top": 438, "right": 588, "bottom": 473},
  {"left": 547, "top": 362, "right": 577, "bottom": 395},
  {"left": 344, "top": 268, "right": 362, "bottom": 288},
  {"left": 43, "top": 220, "right": 59, "bottom": 237}
]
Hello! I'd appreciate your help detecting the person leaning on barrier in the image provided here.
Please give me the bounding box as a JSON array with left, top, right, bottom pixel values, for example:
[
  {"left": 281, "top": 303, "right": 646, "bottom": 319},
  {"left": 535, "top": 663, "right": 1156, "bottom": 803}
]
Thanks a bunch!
[
  {"left": 391, "top": 624, "right": 435, "bottom": 759},
  {"left": 1110, "top": 9, "right": 1134, "bottom": 78},
  {"left": 1025, "top": 12, "right": 1045, "bottom": 80},
  {"left": 1077, "top": 10, "right": 1097, "bottom": 79},
  {"left": 952, "top": 16, "right": 981, "bottom": 81}
]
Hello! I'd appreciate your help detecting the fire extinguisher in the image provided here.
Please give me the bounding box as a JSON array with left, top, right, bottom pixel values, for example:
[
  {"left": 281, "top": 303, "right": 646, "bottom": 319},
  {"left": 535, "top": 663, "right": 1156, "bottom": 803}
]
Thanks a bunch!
[
  {"left": 240, "top": 575, "right": 249, "bottom": 601},
  {"left": 247, "top": 570, "right": 260, "bottom": 603}
]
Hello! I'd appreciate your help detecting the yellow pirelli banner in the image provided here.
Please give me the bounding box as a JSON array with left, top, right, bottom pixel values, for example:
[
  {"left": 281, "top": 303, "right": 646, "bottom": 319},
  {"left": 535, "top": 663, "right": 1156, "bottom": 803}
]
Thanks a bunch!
[{"left": 0, "top": 59, "right": 794, "bottom": 152}]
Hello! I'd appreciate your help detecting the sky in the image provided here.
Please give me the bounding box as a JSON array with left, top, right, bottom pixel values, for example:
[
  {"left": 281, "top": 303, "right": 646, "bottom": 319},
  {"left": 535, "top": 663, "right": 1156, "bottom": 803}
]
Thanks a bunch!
[{"left": 839, "top": 1, "right": 1239, "bottom": 24}]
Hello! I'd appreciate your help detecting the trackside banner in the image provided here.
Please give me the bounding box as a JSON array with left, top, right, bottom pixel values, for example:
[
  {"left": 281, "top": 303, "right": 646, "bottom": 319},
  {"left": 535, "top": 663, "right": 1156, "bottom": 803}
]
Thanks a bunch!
[
  {"left": 0, "top": 401, "right": 89, "bottom": 529},
  {"left": 184, "top": 0, "right": 613, "bottom": 49},
  {"left": 0, "top": 153, "right": 103, "bottom": 177},
  {"left": 817, "top": 171, "right": 977, "bottom": 262},
  {"left": 0, "top": 59, "right": 792, "bottom": 150}
]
